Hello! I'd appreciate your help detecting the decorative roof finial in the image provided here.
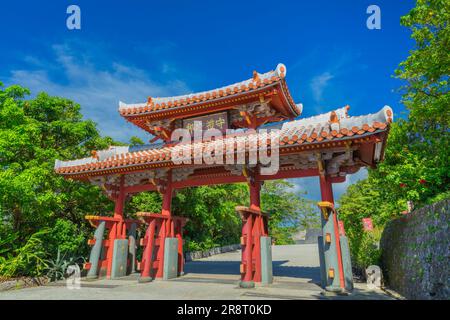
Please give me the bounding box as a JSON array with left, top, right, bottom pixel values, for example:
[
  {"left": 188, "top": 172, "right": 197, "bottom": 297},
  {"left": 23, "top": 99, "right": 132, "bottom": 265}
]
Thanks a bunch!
[
  {"left": 385, "top": 105, "right": 393, "bottom": 123},
  {"left": 276, "top": 63, "right": 287, "bottom": 78},
  {"left": 329, "top": 111, "right": 339, "bottom": 124},
  {"left": 253, "top": 70, "right": 260, "bottom": 82}
]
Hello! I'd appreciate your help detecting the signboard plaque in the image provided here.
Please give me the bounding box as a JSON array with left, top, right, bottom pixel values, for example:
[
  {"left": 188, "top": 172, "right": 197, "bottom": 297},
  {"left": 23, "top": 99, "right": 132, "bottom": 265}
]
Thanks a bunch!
[{"left": 182, "top": 112, "right": 229, "bottom": 133}]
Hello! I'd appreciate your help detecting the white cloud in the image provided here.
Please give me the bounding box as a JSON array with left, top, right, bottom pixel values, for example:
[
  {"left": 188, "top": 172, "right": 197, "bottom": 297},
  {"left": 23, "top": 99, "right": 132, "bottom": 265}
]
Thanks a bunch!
[
  {"left": 310, "top": 71, "right": 334, "bottom": 103},
  {"left": 5, "top": 42, "right": 190, "bottom": 142}
]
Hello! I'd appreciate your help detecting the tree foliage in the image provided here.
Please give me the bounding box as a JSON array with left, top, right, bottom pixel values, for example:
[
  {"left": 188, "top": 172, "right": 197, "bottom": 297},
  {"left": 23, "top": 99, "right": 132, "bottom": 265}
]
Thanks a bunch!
[
  {"left": 0, "top": 83, "right": 115, "bottom": 276},
  {"left": 261, "top": 180, "right": 319, "bottom": 244},
  {"left": 129, "top": 180, "right": 319, "bottom": 250},
  {"left": 338, "top": 0, "right": 450, "bottom": 270}
]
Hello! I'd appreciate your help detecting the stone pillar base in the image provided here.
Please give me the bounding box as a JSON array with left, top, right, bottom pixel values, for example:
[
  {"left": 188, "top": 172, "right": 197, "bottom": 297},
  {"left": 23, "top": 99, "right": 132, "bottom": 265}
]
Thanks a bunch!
[
  {"left": 138, "top": 277, "right": 153, "bottom": 283},
  {"left": 111, "top": 239, "right": 129, "bottom": 279},
  {"left": 260, "top": 236, "right": 273, "bottom": 285},
  {"left": 163, "top": 237, "right": 179, "bottom": 280},
  {"left": 239, "top": 281, "right": 255, "bottom": 289},
  {"left": 323, "top": 286, "right": 350, "bottom": 296}
]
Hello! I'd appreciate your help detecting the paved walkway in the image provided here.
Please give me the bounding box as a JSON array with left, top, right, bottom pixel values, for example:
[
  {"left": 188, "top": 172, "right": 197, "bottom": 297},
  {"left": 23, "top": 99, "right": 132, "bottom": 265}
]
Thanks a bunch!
[{"left": 0, "top": 244, "right": 393, "bottom": 300}]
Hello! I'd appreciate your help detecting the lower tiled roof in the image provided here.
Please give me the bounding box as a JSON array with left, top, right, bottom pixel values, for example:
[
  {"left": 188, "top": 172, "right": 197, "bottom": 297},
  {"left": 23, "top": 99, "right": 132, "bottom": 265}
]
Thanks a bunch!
[{"left": 54, "top": 105, "right": 393, "bottom": 175}]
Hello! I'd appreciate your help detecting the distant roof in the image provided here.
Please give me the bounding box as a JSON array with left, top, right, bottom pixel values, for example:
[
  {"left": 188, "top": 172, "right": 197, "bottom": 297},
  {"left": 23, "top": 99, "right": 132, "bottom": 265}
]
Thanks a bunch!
[{"left": 118, "top": 63, "right": 301, "bottom": 118}]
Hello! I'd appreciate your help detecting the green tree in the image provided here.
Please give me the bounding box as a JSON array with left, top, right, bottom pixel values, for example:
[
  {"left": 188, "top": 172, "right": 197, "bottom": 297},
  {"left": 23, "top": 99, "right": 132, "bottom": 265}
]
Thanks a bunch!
[
  {"left": 338, "top": 0, "right": 450, "bottom": 269},
  {"left": 129, "top": 136, "right": 145, "bottom": 147},
  {"left": 392, "top": 0, "right": 449, "bottom": 206},
  {"left": 129, "top": 180, "right": 319, "bottom": 250},
  {"left": 129, "top": 184, "right": 247, "bottom": 251},
  {"left": 261, "top": 180, "right": 319, "bottom": 245},
  {"left": 0, "top": 83, "right": 117, "bottom": 274}
]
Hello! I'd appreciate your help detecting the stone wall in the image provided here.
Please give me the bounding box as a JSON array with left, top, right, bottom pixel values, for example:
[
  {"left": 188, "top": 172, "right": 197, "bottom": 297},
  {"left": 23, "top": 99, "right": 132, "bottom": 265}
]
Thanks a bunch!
[
  {"left": 294, "top": 228, "right": 321, "bottom": 244},
  {"left": 380, "top": 199, "right": 449, "bottom": 300},
  {"left": 0, "top": 276, "right": 48, "bottom": 292},
  {"left": 184, "top": 244, "right": 241, "bottom": 262}
]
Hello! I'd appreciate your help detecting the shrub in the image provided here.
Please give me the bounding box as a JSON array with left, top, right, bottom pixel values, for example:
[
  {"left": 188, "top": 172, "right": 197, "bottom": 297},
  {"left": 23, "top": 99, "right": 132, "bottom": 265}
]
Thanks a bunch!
[
  {"left": 46, "top": 248, "right": 85, "bottom": 282},
  {"left": 43, "top": 219, "right": 87, "bottom": 257},
  {"left": 0, "top": 229, "right": 49, "bottom": 278},
  {"left": 349, "top": 228, "right": 382, "bottom": 272}
]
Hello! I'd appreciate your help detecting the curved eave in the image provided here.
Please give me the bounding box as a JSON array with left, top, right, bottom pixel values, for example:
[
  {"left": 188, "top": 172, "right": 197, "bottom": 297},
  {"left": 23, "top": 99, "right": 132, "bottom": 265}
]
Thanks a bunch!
[
  {"left": 55, "top": 128, "right": 389, "bottom": 180},
  {"left": 121, "top": 80, "right": 300, "bottom": 122},
  {"left": 118, "top": 63, "right": 301, "bottom": 122}
]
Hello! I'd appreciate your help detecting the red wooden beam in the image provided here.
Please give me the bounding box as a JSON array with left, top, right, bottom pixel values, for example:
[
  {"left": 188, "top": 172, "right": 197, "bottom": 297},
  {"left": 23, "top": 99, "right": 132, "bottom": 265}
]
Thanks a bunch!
[
  {"left": 172, "top": 174, "right": 247, "bottom": 189},
  {"left": 124, "top": 183, "right": 157, "bottom": 194},
  {"left": 125, "top": 168, "right": 323, "bottom": 193},
  {"left": 257, "top": 168, "right": 319, "bottom": 181}
]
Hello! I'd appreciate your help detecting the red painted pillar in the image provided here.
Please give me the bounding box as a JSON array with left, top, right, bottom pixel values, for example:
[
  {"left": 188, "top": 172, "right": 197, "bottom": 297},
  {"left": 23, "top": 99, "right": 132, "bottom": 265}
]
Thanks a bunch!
[
  {"left": 105, "top": 223, "right": 117, "bottom": 278},
  {"left": 114, "top": 176, "right": 126, "bottom": 217},
  {"left": 155, "top": 219, "right": 166, "bottom": 279},
  {"left": 107, "top": 175, "right": 126, "bottom": 278},
  {"left": 241, "top": 213, "right": 254, "bottom": 284},
  {"left": 249, "top": 180, "right": 261, "bottom": 211},
  {"left": 161, "top": 174, "right": 174, "bottom": 235},
  {"left": 157, "top": 174, "right": 173, "bottom": 279},
  {"left": 319, "top": 175, "right": 345, "bottom": 290},
  {"left": 115, "top": 175, "right": 127, "bottom": 239},
  {"left": 250, "top": 180, "right": 262, "bottom": 282},
  {"left": 139, "top": 219, "right": 156, "bottom": 282},
  {"left": 175, "top": 220, "right": 184, "bottom": 275},
  {"left": 161, "top": 184, "right": 172, "bottom": 217},
  {"left": 240, "top": 180, "right": 263, "bottom": 287},
  {"left": 319, "top": 175, "right": 334, "bottom": 203}
]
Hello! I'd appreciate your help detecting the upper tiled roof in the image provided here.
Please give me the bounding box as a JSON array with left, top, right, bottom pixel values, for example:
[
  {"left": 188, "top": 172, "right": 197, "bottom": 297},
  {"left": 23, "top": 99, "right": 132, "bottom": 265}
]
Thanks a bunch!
[
  {"left": 54, "top": 105, "right": 393, "bottom": 176},
  {"left": 118, "top": 63, "right": 301, "bottom": 117}
]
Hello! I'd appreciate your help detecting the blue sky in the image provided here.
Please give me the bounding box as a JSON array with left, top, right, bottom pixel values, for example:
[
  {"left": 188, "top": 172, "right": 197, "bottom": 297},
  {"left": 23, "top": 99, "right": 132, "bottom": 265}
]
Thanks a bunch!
[{"left": 1, "top": 0, "right": 415, "bottom": 201}]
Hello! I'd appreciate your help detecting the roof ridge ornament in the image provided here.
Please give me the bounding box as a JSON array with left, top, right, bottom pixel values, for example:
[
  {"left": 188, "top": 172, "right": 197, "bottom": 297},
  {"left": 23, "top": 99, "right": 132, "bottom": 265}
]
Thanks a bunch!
[
  {"left": 276, "top": 63, "right": 286, "bottom": 78},
  {"left": 329, "top": 111, "right": 339, "bottom": 124},
  {"left": 384, "top": 105, "right": 393, "bottom": 123},
  {"left": 91, "top": 150, "right": 99, "bottom": 160},
  {"left": 344, "top": 105, "right": 350, "bottom": 117},
  {"left": 252, "top": 70, "right": 260, "bottom": 82}
]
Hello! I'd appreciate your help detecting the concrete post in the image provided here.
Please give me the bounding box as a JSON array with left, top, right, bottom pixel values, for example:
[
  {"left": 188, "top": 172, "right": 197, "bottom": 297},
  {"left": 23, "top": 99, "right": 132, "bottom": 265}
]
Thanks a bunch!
[
  {"left": 319, "top": 175, "right": 348, "bottom": 292},
  {"left": 339, "top": 235, "right": 354, "bottom": 291},
  {"left": 260, "top": 236, "right": 273, "bottom": 285},
  {"left": 111, "top": 239, "right": 128, "bottom": 279},
  {"left": 322, "top": 209, "right": 344, "bottom": 292},
  {"left": 317, "top": 235, "right": 327, "bottom": 288},
  {"left": 163, "top": 237, "right": 179, "bottom": 280},
  {"left": 86, "top": 221, "right": 106, "bottom": 279}
]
